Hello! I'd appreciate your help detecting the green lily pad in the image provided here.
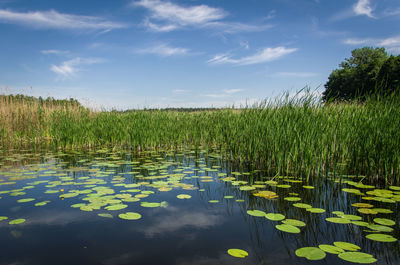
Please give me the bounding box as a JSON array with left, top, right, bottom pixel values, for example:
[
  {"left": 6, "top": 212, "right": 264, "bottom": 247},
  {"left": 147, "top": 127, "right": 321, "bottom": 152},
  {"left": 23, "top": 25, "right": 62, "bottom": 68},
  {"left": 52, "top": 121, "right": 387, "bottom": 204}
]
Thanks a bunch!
[
  {"left": 275, "top": 224, "right": 300, "bottom": 233},
  {"left": 342, "top": 214, "right": 362, "bottom": 221},
  {"left": 227, "top": 248, "right": 248, "bottom": 258},
  {"left": 34, "top": 201, "right": 50, "bottom": 206},
  {"left": 208, "top": 200, "right": 219, "bottom": 203},
  {"left": 302, "top": 185, "right": 314, "bottom": 189},
  {"left": 177, "top": 194, "right": 191, "bottom": 199},
  {"left": 284, "top": 197, "right": 301, "bottom": 201},
  {"left": 140, "top": 202, "right": 161, "bottom": 208},
  {"left": 306, "top": 208, "right": 326, "bottom": 213},
  {"left": 338, "top": 252, "right": 377, "bottom": 264},
  {"left": 326, "top": 217, "right": 351, "bottom": 224},
  {"left": 98, "top": 213, "right": 113, "bottom": 218},
  {"left": 17, "top": 198, "right": 35, "bottom": 203},
  {"left": 105, "top": 204, "right": 128, "bottom": 211},
  {"left": 293, "top": 203, "right": 312, "bottom": 209},
  {"left": 295, "top": 247, "right": 326, "bottom": 261},
  {"left": 352, "top": 203, "right": 374, "bottom": 208},
  {"left": 371, "top": 208, "right": 393, "bottom": 214},
  {"left": 265, "top": 213, "right": 285, "bottom": 221},
  {"left": 239, "top": 186, "right": 255, "bottom": 191},
  {"left": 246, "top": 210, "right": 266, "bottom": 217},
  {"left": 333, "top": 242, "right": 361, "bottom": 251},
  {"left": 366, "top": 233, "right": 397, "bottom": 242},
  {"left": 373, "top": 218, "right": 395, "bottom": 226},
  {"left": 0, "top": 216, "right": 8, "bottom": 221},
  {"left": 282, "top": 219, "right": 306, "bottom": 227},
  {"left": 358, "top": 208, "right": 378, "bottom": 214},
  {"left": 118, "top": 212, "right": 142, "bottom": 220},
  {"left": 389, "top": 186, "right": 400, "bottom": 191},
  {"left": 9, "top": 218, "right": 26, "bottom": 225},
  {"left": 224, "top": 196, "right": 234, "bottom": 199},
  {"left": 352, "top": 221, "right": 370, "bottom": 227},
  {"left": 367, "top": 224, "right": 393, "bottom": 232},
  {"left": 318, "top": 244, "right": 345, "bottom": 254}
]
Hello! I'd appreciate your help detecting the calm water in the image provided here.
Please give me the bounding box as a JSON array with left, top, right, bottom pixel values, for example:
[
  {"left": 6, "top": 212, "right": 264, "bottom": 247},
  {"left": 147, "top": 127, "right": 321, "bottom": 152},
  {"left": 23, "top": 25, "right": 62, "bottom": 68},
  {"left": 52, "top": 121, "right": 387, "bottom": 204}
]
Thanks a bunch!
[{"left": 0, "top": 149, "right": 399, "bottom": 265}]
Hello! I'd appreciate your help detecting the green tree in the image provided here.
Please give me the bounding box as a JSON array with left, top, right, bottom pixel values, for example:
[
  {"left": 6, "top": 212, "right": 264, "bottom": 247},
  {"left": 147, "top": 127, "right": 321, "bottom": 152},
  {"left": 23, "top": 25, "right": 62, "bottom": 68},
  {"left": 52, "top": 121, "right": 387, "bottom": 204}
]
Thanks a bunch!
[
  {"left": 377, "top": 55, "right": 400, "bottom": 94},
  {"left": 323, "top": 47, "right": 389, "bottom": 102}
]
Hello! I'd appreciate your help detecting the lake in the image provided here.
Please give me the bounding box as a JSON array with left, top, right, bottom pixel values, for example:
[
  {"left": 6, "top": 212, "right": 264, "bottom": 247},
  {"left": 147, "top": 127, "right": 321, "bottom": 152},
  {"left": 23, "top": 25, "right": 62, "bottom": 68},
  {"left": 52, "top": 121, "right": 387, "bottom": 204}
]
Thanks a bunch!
[{"left": 0, "top": 148, "right": 399, "bottom": 265}]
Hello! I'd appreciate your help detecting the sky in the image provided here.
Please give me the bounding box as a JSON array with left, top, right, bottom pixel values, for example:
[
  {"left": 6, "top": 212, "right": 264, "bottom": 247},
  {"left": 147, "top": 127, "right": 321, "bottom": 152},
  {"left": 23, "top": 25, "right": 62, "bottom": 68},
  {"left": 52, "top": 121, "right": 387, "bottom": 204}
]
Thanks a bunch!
[{"left": 0, "top": 0, "right": 399, "bottom": 109}]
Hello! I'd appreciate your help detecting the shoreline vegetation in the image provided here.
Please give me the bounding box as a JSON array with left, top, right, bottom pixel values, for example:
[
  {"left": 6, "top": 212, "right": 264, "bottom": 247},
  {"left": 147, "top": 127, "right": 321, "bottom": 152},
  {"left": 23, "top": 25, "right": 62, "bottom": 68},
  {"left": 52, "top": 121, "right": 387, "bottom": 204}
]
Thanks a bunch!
[{"left": 1, "top": 93, "right": 399, "bottom": 181}]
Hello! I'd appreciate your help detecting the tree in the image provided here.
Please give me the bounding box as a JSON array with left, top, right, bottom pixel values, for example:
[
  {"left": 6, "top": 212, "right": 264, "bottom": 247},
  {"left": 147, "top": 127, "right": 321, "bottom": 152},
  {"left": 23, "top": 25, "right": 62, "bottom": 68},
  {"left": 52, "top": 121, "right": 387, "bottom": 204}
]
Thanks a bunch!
[
  {"left": 377, "top": 55, "right": 400, "bottom": 95},
  {"left": 323, "top": 47, "right": 389, "bottom": 102}
]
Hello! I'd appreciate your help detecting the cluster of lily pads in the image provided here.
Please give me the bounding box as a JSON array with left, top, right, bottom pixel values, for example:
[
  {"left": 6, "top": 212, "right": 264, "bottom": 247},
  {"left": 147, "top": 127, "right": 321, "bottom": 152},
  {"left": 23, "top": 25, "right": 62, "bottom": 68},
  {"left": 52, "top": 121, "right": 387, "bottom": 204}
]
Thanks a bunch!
[{"left": 296, "top": 242, "right": 377, "bottom": 263}]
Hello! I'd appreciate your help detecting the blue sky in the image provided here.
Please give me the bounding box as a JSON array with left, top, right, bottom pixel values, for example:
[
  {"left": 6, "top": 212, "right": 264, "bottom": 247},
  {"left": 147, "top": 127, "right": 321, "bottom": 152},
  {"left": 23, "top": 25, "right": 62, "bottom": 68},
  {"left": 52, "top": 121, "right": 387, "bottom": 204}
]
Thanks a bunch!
[{"left": 0, "top": 0, "right": 399, "bottom": 109}]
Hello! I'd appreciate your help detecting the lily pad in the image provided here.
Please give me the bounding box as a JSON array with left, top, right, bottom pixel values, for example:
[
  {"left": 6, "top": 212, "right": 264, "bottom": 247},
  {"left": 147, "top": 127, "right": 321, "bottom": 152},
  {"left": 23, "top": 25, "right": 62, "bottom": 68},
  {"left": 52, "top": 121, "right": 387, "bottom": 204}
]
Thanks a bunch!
[
  {"left": 342, "top": 214, "right": 362, "bottom": 221},
  {"left": 352, "top": 203, "right": 374, "bottom": 208},
  {"left": 98, "top": 213, "right": 113, "bottom": 218},
  {"left": 0, "top": 216, "right": 9, "bottom": 221},
  {"left": 284, "top": 197, "right": 301, "bottom": 201},
  {"left": 366, "top": 233, "right": 397, "bottom": 242},
  {"left": 282, "top": 219, "right": 306, "bottom": 227},
  {"left": 318, "top": 244, "right": 344, "bottom": 254},
  {"left": 118, "top": 212, "right": 142, "bottom": 220},
  {"left": 177, "top": 194, "right": 191, "bottom": 199},
  {"left": 293, "top": 203, "right": 312, "bottom": 209},
  {"left": 295, "top": 247, "right": 326, "bottom": 261},
  {"left": 367, "top": 224, "right": 393, "bottom": 233},
  {"left": 17, "top": 198, "right": 35, "bottom": 203},
  {"left": 373, "top": 218, "right": 395, "bottom": 226},
  {"left": 358, "top": 208, "right": 378, "bottom": 215},
  {"left": 9, "top": 218, "right": 26, "bottom": 225},
  {"left": 227, "top": 248, "right": 248, "bottom": 258},
  {"left": 333, "top": 242, "right": 360, "bottom": 251},
  {"left": 338, "top": 252, "right": 377, "bottom": 264},
  {"left": 105, "top": 204, "right": 128, "bottom": 211},
  {"left": 208, "top": 200, "right": 219, "bottom": 203},
  {"left": 275, "top": 224, "right": 300, "bottom": 233},
  {"left": 265, "top": 213, "right": 285, "bottom": 221},
  {"left": 302, "top": 185, "right": 314, "bottom": 189},
  {"left": 306, "top": 208, "right": 326, "bottom": 213},
  {"left": 351, "top": 221, "right": 370, "bottom": 227},
  {"left": 246, "top": 210, "right": 266, "bottom": 217},
  {"left": 326, "top": 217, "right": 351, "bottom": 224}
]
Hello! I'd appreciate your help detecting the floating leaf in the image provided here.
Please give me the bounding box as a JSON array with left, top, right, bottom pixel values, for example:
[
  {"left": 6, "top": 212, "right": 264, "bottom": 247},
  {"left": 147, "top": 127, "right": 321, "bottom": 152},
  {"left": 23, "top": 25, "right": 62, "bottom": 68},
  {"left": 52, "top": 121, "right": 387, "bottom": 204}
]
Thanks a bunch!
[
  {"left": 275, "top": 224, "right": 300, "bottom": 233},
  {"left": 105, "top": 204, "right": 128, "bottom": 211},
  {"left": 17, "top": 198, "right": 35, "bottom": 203},
  {"left": 227, "top": 248, "right": 248, "bottom": 258},
  {"left": 295, "top": 247, "right": 326, "bottom": 261},
  {"left": 284, "top": 197, "right": 302, "bottom": 202},
  {"left": 118, "top": 212, "right": 142, "bottom": 220},
  {"left": 34, "top": 201, "right": 50, "bottom": 206},
  {"left": 389, "top": 186, "right": 400, "bottom": 191},
  {"left": 282, "top": 219, "right": 306, "bottom": 227},
  {"left": 333, "top": 242, "right": 360, "bottom": 251},
  {"left": 9, "top": 218, "right": 26, "bottom": 225},
  {"left": 246, "top": 210, "right": 266, "bottom": 217},
  {"left": 208, "top": 200, "right": 219, "bottom": 203},
  {"left": 367, "top": 224, "right": 393, "bottom": 232},
  {"left": 177, "top": 194, "right": 191, "bottom": 199},
  {"left": 342, "top": 214, "right": 362, "bottom": 221},
  {"left": 371, "top": 208, "right": 393, "bottom": 214},
  {"left": 98, "top": 213, "right": 113, "bottom": 218},
  {"left": 239, "top": 186, "right": 255, "bottom": 191},
  {"left": 0, "top": 216, "right": 9, "bottom": 221},
  {"left": 318, "top": 244, "right": 344, "bottom": 254},
  {"left": 302, "top": 185, "right": 314, "bottom": 189},
  {"left": 265, "top": 213, "right": 285, "bottom": 221},
  {"left": 338, "top": 252, "right": 377, "bottom": 264},
  {"left": 306, "top": 208, "right": 325, "bottom": 213},
  {"left": 276, "top": 184, "right": 291, "bottom": 188},
  {"left": 351, "top": 221, "right": 370, "bottom": 227},
  {"left": 352, "top": 203, "right": 374, "bottom": 208},
  {"left": 358, "top": 208, "right": 378, "bottom": 215},
  {"left": 366, "top": 234, "right": 397, "bottom": 242},
  {"left": 326, "top": 217, "right": 351, "bottom": 224},
  {"left": 224, "top": 196, "right": 234, "bottom": 199},
  {"left": 293, "top": 203, "right": 312, "bottom": 209},
  {"left": 373, "top": 218, "right": 395, "bottom": 226},
  {"left": 140, "top": 202, "right": 161, "bottom": 208}
]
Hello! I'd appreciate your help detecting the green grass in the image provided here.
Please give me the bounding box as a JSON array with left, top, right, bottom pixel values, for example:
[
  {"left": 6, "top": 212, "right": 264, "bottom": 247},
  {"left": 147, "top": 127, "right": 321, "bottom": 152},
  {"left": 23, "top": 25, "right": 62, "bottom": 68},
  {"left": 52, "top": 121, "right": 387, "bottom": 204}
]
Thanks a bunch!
[{"left": 1, "top": 93, "right": 400, "bottom": 181}]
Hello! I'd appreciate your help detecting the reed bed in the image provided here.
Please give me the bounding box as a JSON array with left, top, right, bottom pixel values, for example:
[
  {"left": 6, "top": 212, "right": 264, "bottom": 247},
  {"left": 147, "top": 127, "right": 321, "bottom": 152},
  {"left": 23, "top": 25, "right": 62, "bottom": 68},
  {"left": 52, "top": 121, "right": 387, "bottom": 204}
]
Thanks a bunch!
[{"left": 1, "top": 93, "right": 399, "bottom": 181}]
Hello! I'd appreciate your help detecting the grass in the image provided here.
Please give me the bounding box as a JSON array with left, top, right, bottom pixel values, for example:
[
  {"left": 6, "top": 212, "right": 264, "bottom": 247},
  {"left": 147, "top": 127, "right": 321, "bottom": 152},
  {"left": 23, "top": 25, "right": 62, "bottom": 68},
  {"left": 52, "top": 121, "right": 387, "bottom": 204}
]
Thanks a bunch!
[{"left": 1, "top": 93, "right": 400, "bottom": 181}]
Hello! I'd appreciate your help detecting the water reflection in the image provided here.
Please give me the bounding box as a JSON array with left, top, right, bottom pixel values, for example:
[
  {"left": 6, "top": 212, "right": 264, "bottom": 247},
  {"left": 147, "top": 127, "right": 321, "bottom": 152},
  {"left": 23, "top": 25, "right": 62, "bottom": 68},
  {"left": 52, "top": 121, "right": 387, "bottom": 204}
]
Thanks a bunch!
[{"left": 0, "top": 149, "right": 399, "bottom": 265}]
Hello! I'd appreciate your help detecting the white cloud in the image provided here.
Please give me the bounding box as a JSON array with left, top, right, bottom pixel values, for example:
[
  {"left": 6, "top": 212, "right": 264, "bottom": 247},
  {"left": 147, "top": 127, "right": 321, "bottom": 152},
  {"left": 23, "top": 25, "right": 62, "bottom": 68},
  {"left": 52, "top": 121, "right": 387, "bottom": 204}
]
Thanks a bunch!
[
  {"left": 208, "top": 47, "right": 297, "bottom": 66},
  {"left": 135, "top": 43, "right": 189, "bottom": 56},
  {"left": 132, "top": 0, "right": 270, "bottom": 33},
  {"left": 0, "top": 9, "right": 126, "bottom": 31},
  {"left": 50, "top": 57, "right": 104, "bottom": 78},
  {"left": 353, "top": 0, "right": 375, "bottom": 18},
  {"left": 343, "top": 35, "right": 400, "bottom": 53},
  {"left": 41, "top": 49, "right": 69, "bottom": 55},
  {"left": 223, "top": 88, "right": 243, "bottom": 94}
]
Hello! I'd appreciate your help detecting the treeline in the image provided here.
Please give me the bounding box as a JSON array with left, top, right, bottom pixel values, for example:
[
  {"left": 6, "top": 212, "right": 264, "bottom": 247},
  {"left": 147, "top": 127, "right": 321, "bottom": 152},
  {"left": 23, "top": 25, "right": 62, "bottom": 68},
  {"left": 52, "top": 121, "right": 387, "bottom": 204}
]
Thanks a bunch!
[
  {"left": 0, "top": 94, "right": 82, "bottom": 107},
  {"left": 323, "top": 47, "right": 400, "bottom": 102}
]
